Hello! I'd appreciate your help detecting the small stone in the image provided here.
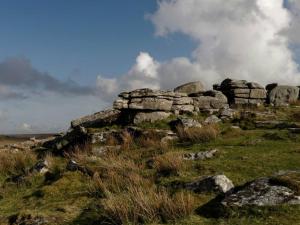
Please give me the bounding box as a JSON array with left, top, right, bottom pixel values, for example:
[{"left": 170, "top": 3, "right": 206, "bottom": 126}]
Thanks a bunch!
[{"left": 185, "top": 175, "right": 234, "bottom": 194}]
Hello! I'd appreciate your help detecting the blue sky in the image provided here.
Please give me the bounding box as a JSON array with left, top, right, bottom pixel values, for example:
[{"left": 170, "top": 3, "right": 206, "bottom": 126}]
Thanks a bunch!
[
  {"left": 0, "top": 0, "right": 195, "bottom": 85},
  {"left": 0, "top": 0, "right": 299, "bottom": 134}
]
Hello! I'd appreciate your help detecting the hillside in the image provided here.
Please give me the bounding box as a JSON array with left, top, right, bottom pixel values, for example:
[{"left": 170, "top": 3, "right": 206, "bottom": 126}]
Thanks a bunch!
[{"left": 0, "top": 79, "right": 300, "bottom": 225}]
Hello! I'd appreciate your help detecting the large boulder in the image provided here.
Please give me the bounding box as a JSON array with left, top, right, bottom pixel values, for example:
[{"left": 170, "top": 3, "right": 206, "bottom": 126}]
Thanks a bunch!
[
  {"left": 71, "top": 109, "right": 121, "bottom": 128},
  {"left": 268, "top": 86, "right": 299, "bottom": 106},
  {"left": 219, "top": 78, "right": 266, "bottom": 105},
  {"left": 222, "top": 171, "right": 300, "bottom": 207},
  {"left": 174, "top": 81, "right": 205, "bottom": 95},
  {"left": 192, "top": 90, "right": 228, "bottom": 110}
]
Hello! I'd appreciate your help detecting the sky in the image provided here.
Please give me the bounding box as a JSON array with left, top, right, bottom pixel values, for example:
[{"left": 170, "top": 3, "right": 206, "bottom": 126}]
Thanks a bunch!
[{"left": 0, "top": 0, "right": 300, "bottom": 134}]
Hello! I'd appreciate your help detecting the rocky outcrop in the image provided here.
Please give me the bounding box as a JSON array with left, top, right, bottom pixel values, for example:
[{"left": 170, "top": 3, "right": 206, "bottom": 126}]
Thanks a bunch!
[
  {"left": 71, "top": 109, "right": 121, "bottom": 128},
  {"left": 222, "top": 171, "right": 300, "bottom": 207},
  {"left": 42, "top": 126, "right": 88, "bottom": 153},
  {"left": 174, "top": 81, "right": 205, "bottom": 95},
  {"left": 268, "top": 85, "right": 299, "bottom": 106},
  {"left": 218, "top": 79, "right": 266, "bottom": 105}
]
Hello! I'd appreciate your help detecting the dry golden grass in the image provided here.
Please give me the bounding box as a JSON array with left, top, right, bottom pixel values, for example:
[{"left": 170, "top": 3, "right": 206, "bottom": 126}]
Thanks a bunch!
[
  {"left": 102, "top": 185, "right": 195, "bottom": 224},
  {"left": 87, "top": 150, "right": 195, "bottom": 224},
  {"left": 0, "top": 150, "right": 36, "bottom": 176},
  {"left": 176, "top": 124, "right": 220, "bottom": 143},
  {"left": 153, "top": 152, "right": 184, "bottom": 177}
]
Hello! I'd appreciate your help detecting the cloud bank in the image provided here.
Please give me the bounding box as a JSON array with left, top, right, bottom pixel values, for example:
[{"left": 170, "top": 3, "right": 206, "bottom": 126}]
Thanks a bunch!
[
  {"left": 0, "top": 57, "right": 94, "bottom": 99},
  {"left": 97, "top": 0, "right": 300, "bottom": 100}
]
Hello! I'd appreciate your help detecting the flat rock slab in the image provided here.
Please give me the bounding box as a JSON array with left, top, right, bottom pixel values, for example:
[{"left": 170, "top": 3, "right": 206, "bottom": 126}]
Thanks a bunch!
[
  {"left": 174, "top": 81, "right": 205, "bottom": 95},
  {"left": 222, "top": 171, "right": 300, "bottom": 207},
  {"left": 71, "top": 109, "right": 121, "bottom": 128}
]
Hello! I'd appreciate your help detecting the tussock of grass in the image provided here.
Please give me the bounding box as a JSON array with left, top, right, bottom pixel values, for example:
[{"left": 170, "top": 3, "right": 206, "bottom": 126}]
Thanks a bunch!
[
  {"left": 0, "top": 151, "right": 36, "bottom": 177},
  {"left": 176, "top": 125, "right": 219, "bottom": 143},
  {"left": 153, "top": 152, "right": 184, "bottom": 177}
]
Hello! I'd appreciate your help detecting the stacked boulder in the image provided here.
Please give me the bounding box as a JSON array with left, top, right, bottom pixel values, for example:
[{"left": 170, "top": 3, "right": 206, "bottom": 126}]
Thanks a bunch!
[
  {"left": 266, "top": 84, "right": 299, "bottom": 106},
  {"left": 113, "top": 88, "right": 189, "bottom": 124},
  {"left": 217, "top": 79, "right": 267, "bottom": 106}
]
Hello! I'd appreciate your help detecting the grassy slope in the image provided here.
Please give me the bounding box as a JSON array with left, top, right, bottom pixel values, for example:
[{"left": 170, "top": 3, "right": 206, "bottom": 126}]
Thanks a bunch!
[{"left": 1, "top": 108, "right": 300, "bottom": 224}]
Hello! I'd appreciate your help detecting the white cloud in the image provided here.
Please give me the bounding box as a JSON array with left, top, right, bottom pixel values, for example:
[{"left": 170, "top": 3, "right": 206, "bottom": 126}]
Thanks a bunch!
[{"left": 95, "top": 0, "right": 300, "bottom": 103}]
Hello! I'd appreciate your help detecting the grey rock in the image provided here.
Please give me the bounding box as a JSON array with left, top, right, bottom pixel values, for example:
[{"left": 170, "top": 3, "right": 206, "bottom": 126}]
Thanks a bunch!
[
  {"left": 204, "top": 115, "right": 221, "bottom": 124},
  {"left": 30, "top": 160, "right": 49, "bottom": 174},
  {"left": 171, "top": 117, "right": 202, "bottom": 129},
  {"left": 113, "top": 98, "right": 129, "bottom": 109},
  {"left": 71, "top": 109, "right": 121, "bottom": 128},
  {"left": 129, "top": 97, "right": 173, "bottom": 111},
  {"left": 183, "top": 149, "right": 218, "bottom": 160},
  {"left": 186, "top": 175, "right": 234, "bottom": 194},
  {"left": 133, "top": 111, "right": 171, "bottom": 124},
  {"left": 222, "top": 171, "right": 300, "bottom": 207},
  {"left": 171, "top": 105, "right": 195, "bottom": 115},
  {"left": 269, "top": 86, "right": 299, "bottom": 106},
  {"left": 174, "top": 81, "right": 205, "bottom": 95},
  {"left": 192, "top": 91, "right": 228, "bottom": 110},
  {"left": 219, "top": 107, "right": 236, "bottom": 120},
  {"left": 43, "top": 126, "right": 88, "bottom": 152},
  {"left": 249, "top": 89, "right": 267, "bottom": 99}
]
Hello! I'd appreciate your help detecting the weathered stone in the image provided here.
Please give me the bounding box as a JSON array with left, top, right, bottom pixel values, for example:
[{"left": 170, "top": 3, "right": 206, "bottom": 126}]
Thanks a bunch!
[
  {"left": 185, "top": 175, "right": 234, "bottom": 194},
  {"left": 66, "top": 160, "right": 94, "bottom": 177},
  {"left": 171, "top": 117, "right": 202, "bottom": 130},
  {"left": 192, "top": 91, "right": 228, "bottom": 110},
  {"left": 269, "top": 86, "right": 299, "bottom": 106},
  {"left": 71, "top": 109, "right": 121, "bottom": 128},
  {"left": 43, "top": 126, "right": 88, "bottom": 152},
  {"left": 127, "top": 88, "right": 177, "bottom": 98},
  {"left": 173, "top": 97, "right": 194, "bottom": 105},
  {"left": 183, "top": 149, "right": 218, "bottom": 160},
  {"left": 219, "top": 78, "right": 266, "bottom": 105},
  {"left": 113, "top": 98, "right": 129, "bottom": 109},
  {"left": 249, "top": 89, "right": 267, "bottom": 99},
  {"left": 174, "top": 81, "right": 205, "bottom": 94},
  {"left": 133, "top": 112, "right": 171, "bottom": 124},
  {"left": 129, "top": 98, "right": 173, "bottom": 111},
  {"left": 161, "top": 135, "right": 179, "bottom": 145},
  {"left": 171, "top": 105, "right": 195, "bottom": 114},
  {"left": 222, "top": 171, "right": 300, "bottom": 207},
  {"left": 219, "top": 107, "right": 236, "bottom": 120},
  {"left": 233, "top": 89, "right": 250, "bottom": 94},
  {"left": 204, "top": 115, "right": 221, "bottom": 124},
  {"left": 248, "top": 99, "right": 265, "bottom": 105},
  {"left": 30, "top": 160, "right": 49, "bottom": 174},
  {"left": 233, "top": 98, "right": 249, "bottom": 104}
]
